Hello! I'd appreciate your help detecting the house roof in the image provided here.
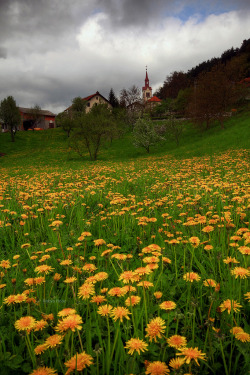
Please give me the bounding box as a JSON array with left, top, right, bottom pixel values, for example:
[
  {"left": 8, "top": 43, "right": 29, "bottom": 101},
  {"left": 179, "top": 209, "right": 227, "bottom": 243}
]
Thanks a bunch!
[
  {"left": 65, "top": 91, "right": 111, "bottom": 112},
  {"left": 19, "top": 107, "right": 56, "bottom": 117},
  {"left": 147, "top": 96, "right": 161, "bottom": 102}
]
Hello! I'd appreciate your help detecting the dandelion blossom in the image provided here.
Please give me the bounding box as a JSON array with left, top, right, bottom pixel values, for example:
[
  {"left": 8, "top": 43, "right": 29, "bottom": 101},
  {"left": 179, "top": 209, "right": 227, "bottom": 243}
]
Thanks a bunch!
[
  {"left": 55, "top": 314, "right": 83, "bottom": 332},
  {"left": 145, "top": 361, "right": 170, "bottom": 375},
  {"left": 231, "top": 267, "right": 250, "bottom": 279},
  {"left": 183, "top": 272, "right": 201, "bottom": 282},
  {"left": 35, "top": 265, "right": 54, "bottom": 275},
  {"left": 124, "top": 338, "right": 148, "bottom": 355},
  {"left": 159, "top": 301, "right": 176, "bottom": 311},
  {"left": 58, "top": 308, "right": 77, "bottom": 317},
  {"left": 110, "top": 306, "right": 131, "bottom": 322},
  {"left": 167, "top": 335, "right": 187, "bottom": 349},
  {"left": 235, "top": 331, "right": 250, "bottom": 342},
  {"left": 125, "top": 295, "right": 141, "bottom": 306},
  {"left": 97, "top": 304, "right": 113, "bottom": 317},
  {"left": 176, "top": 346, "right": 206, "bottom": 366},
  {"left": 219, "top": 299, "right": 242, "bottom": 314},
  {"left": 64, "top": 351, "right": 93, "bottom": 374},
  {"left": 34, "top": 344, "right": 48, "bottom": 355},
  {"left": 168, "top": 357, "right": 185, "bottom": 370},
  {"left": 15, "top": 316, "right": 36, "bottom": 332},
  {"left": 78, "top": 283, "right": 95, "bottom": 300},
  {"left": 45, "top": 334, "right": 63, "bottom": 348},
  {"left": 29, "top": 366, "right": 58, "bottom": 375},
  {"left": 145, "top": 317, "right": 166, "bottom": 342}
]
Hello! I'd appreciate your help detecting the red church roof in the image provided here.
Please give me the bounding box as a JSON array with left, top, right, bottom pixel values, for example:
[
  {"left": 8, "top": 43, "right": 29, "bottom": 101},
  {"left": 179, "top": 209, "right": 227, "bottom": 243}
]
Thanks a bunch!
[{"left": 147, "top": 96, "right": 161, "bottom": 102}]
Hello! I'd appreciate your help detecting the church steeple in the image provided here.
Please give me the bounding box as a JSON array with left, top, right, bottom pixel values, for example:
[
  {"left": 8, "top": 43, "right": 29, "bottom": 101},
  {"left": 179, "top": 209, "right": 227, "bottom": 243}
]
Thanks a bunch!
[
  {"left": 145, "top": 67, "right": 149, "bottom": 88},
  {"left": 142, "top": 66, "right": 152, "bottom": 102}
]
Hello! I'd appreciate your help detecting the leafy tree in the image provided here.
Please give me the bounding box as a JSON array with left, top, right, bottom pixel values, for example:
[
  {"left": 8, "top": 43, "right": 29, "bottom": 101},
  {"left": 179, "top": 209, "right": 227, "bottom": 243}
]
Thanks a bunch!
[
  {"left": 133, "top": 116, "right": 164, "bottom": 153},
  {"left": 164, "top": 115, "right": 183, "bottom": 146},
  {"left": 173, "top": 88, "right": 192, "bottom": 116},
  {"left": 56, "top": 112, "right": 76, "bottom": 137},
  {"left": 0, "top": 96, "right": 21, "bottom": 142},
  {"left": 69, "top": 104, "right": 118, "bottom": 160},
  {"left": 108, "top": 88, "right": 119, "bottom": 108},
  {"left": 71, "top": 96, "right": 86, "bottom": 116}
]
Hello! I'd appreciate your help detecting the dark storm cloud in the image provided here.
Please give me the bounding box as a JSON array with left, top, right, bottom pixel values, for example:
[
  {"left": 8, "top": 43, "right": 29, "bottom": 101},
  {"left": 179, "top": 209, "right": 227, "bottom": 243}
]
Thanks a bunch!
[
  {"left": 0, "top": 0, "right": 95, "bottom": 49},
  {"left": 0, "top": 47, "right": 7, "bottom": 59}
]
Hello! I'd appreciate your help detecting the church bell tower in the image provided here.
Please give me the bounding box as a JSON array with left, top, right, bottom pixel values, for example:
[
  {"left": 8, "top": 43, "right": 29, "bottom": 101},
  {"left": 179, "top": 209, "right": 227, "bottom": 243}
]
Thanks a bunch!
[{"left": 142, "top": 67, "right": 152, "bottom": 102}]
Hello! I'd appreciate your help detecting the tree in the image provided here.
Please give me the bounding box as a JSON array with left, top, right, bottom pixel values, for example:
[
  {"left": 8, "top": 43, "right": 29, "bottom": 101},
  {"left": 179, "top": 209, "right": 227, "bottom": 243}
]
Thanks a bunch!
[
  {"left": 71, "top": 96, "right": 86, "bottom": 116},
  {"left": 56, "top": 112, "right": 76, "bottom": 137},
  {"left": 119, "top": 85, "right": 142, "bottom": 107},
  {"left": 187, "top": 64, "right": 244, "bottom": 130},
  {"left": 164, "top": 115, "right": 183, "bottom": 146},
  {"left": 108, "top": 88, "right": 119, "bottom": 108},
  {"left": 0, "top": 96, "right": 21, "bottom": 142},
  {"left": 69, "top": 104, "right": 118, "bottom": 160},
  {"left": 133, "top": 116, "right": 165, "bottom": 153},
  {"left": 29, "top": 105, "right": 42, "bottom": 129}
]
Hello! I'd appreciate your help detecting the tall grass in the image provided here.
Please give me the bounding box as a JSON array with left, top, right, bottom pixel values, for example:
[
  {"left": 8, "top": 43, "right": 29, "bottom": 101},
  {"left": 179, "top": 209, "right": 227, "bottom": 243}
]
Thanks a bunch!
[{"left": 0, "top": 147, "right": 249, "bottom": 374}]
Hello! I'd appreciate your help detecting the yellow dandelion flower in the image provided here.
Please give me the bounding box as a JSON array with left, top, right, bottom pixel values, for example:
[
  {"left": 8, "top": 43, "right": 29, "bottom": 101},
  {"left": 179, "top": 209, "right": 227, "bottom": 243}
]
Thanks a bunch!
[
  {"left": 235, "top": 331, "right": 250, "bottom": 342},
  {"left": 159, "top": 301, "right": 176, "bottom": 311},
  {"left": 167, "top": 335, "right": 187, "bottom": 349},
  {"left": 219, "top": 299, "right": 242, "bottom": 314},
  {"left": 231, "top": 267, "right": 250, "bottom": 279},
  {"left": 55, "top": 314, "right": 82, "bottom": 333},
  {"left": 145, "top": 361, "right": 170, "bottom": 375},
  {"left": 145, "top": 317, "right": 166, "bottom": 342},
  {"left": 176, "top": 346, "right": 206, "bottom": 366},
  {"left": 15, "top": 316, "right": 36, "bottom": 332},
  {"left": 29, "top": 366, "right": 58, "bottom": 375},
  {"left": 97, "top": 304, "right": 113, "bottom": 317},
  {"left": 111, "top": 306, "right": 131, "bottom": 322},
  {"left": 183, "top": 272, "right": 201, "bottom": 282},
  {"left": 168, "top": 357, "right": 185, "bottom": 369},
  {"left": 45, "top": 334, "right": 63, "bottom": 348},
  {"left": 125, "top": 295, "right": 141, "bottom": 306},
  {"left": 58, "top": 308, "right": 77, "bottom": 317},
  {"left": 124, "top": 338, "right": 148, "bottom": 355},
  {"left": 64, "top": 352, "right": 93, "bottom": 374}
]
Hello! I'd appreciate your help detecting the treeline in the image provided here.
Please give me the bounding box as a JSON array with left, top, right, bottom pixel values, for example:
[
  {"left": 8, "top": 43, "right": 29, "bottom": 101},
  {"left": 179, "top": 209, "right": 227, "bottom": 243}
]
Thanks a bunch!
[{"left": 155, "top": 38, "right": 250, "bottom": 100}]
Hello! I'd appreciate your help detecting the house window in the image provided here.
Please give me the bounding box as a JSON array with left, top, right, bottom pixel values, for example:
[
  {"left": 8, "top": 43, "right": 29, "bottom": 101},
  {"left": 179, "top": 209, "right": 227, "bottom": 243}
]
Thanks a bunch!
[
  {"left": 87, "top": 102, "right": 90, "bottom": 107},
  {"left": 146, "top": 92, "right": 150, "bottom": 98},
  {"left": 96, "top": 97, "right": 99, "bottom": 100}
]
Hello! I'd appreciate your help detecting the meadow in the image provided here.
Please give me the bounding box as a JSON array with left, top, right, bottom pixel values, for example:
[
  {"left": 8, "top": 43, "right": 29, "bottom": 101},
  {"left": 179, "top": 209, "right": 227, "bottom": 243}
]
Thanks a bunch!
[{"left": 0, "top": 114, "right": 249, "bottom": 375}]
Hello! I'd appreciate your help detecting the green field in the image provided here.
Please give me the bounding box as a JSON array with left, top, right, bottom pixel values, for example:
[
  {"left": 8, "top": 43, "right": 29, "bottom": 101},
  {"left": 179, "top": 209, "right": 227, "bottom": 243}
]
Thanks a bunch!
[{"left": 0, "top": 113, "right": 249, "bottom": 374}]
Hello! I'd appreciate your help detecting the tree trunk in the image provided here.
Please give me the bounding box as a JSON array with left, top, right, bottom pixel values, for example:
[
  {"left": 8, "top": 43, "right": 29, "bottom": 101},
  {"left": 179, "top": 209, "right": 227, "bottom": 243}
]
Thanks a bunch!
[{"left": 10, "top": 127, "right": 15, "bottom": 142}]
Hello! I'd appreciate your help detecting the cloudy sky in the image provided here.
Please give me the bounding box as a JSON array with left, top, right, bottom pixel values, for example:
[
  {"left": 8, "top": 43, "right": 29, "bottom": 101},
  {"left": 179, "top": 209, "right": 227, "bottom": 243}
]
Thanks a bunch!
[{"left": 0, "top": 0, "right": 250, "bottom": 114}]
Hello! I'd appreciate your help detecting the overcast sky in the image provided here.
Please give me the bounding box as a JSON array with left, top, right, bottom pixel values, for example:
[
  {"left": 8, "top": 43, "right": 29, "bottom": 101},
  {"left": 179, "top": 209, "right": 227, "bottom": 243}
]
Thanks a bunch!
[{"left": 0, "top": 0, "right": 250, "bottom": 114}]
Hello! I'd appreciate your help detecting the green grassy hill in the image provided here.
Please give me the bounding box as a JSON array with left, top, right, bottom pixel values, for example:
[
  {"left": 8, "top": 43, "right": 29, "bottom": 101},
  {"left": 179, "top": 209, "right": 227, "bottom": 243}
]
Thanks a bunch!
[{"left": 0, "top": 110, "right": 249, "bottom": 172}]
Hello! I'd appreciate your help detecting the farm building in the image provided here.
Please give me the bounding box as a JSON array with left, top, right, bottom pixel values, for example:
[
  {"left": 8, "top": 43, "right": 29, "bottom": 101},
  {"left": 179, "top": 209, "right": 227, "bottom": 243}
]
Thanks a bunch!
[
  {"left": 1, "top": 107, "right": 56, "bottom": 132},
  {"left": 19, "top": 107, "right": 56, "bottom": 130}
]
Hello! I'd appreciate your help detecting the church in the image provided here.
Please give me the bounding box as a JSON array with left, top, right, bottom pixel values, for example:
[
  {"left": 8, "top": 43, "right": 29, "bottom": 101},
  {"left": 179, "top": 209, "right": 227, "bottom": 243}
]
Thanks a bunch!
[{"left": 142, "top": 68, "right": 161, "bottom": 110}]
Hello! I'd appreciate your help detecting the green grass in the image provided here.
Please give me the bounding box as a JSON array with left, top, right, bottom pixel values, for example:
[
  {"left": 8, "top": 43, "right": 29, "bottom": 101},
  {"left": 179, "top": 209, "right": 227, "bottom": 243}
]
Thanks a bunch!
[
  {"left": 0, "top": 110, "right": 249, "bottom": 172},
  {"left": 0, "top": 111, "right": 249, "bottom": 374}
]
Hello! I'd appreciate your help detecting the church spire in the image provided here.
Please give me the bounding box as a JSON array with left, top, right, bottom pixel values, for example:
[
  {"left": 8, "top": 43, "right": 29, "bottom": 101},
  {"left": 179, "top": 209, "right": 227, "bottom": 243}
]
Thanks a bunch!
[
  {"left": 145, "top": 66, "right": 149, "bottom": 88},
  {"left": 142, "top": 66, "right": 152, "bottom": 102}
]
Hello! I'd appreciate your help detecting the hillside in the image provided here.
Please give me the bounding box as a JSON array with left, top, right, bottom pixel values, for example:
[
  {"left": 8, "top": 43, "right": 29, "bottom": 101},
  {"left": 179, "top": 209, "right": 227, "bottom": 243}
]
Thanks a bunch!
[{"left": 0, "top": 110, "right": 249, "bottom": 173}]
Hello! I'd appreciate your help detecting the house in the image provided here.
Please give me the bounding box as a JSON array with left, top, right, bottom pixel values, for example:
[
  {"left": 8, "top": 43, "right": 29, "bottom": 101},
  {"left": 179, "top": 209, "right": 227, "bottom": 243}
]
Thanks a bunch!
[
  {"left": 64, "top": 91, "right": 112, "bottom": 114},
  {"left": 19, "top": 107, "right": 56, "bottom": 130},
  {"left": 1, "top": 107, "right": 56, "bottom": 132}
]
